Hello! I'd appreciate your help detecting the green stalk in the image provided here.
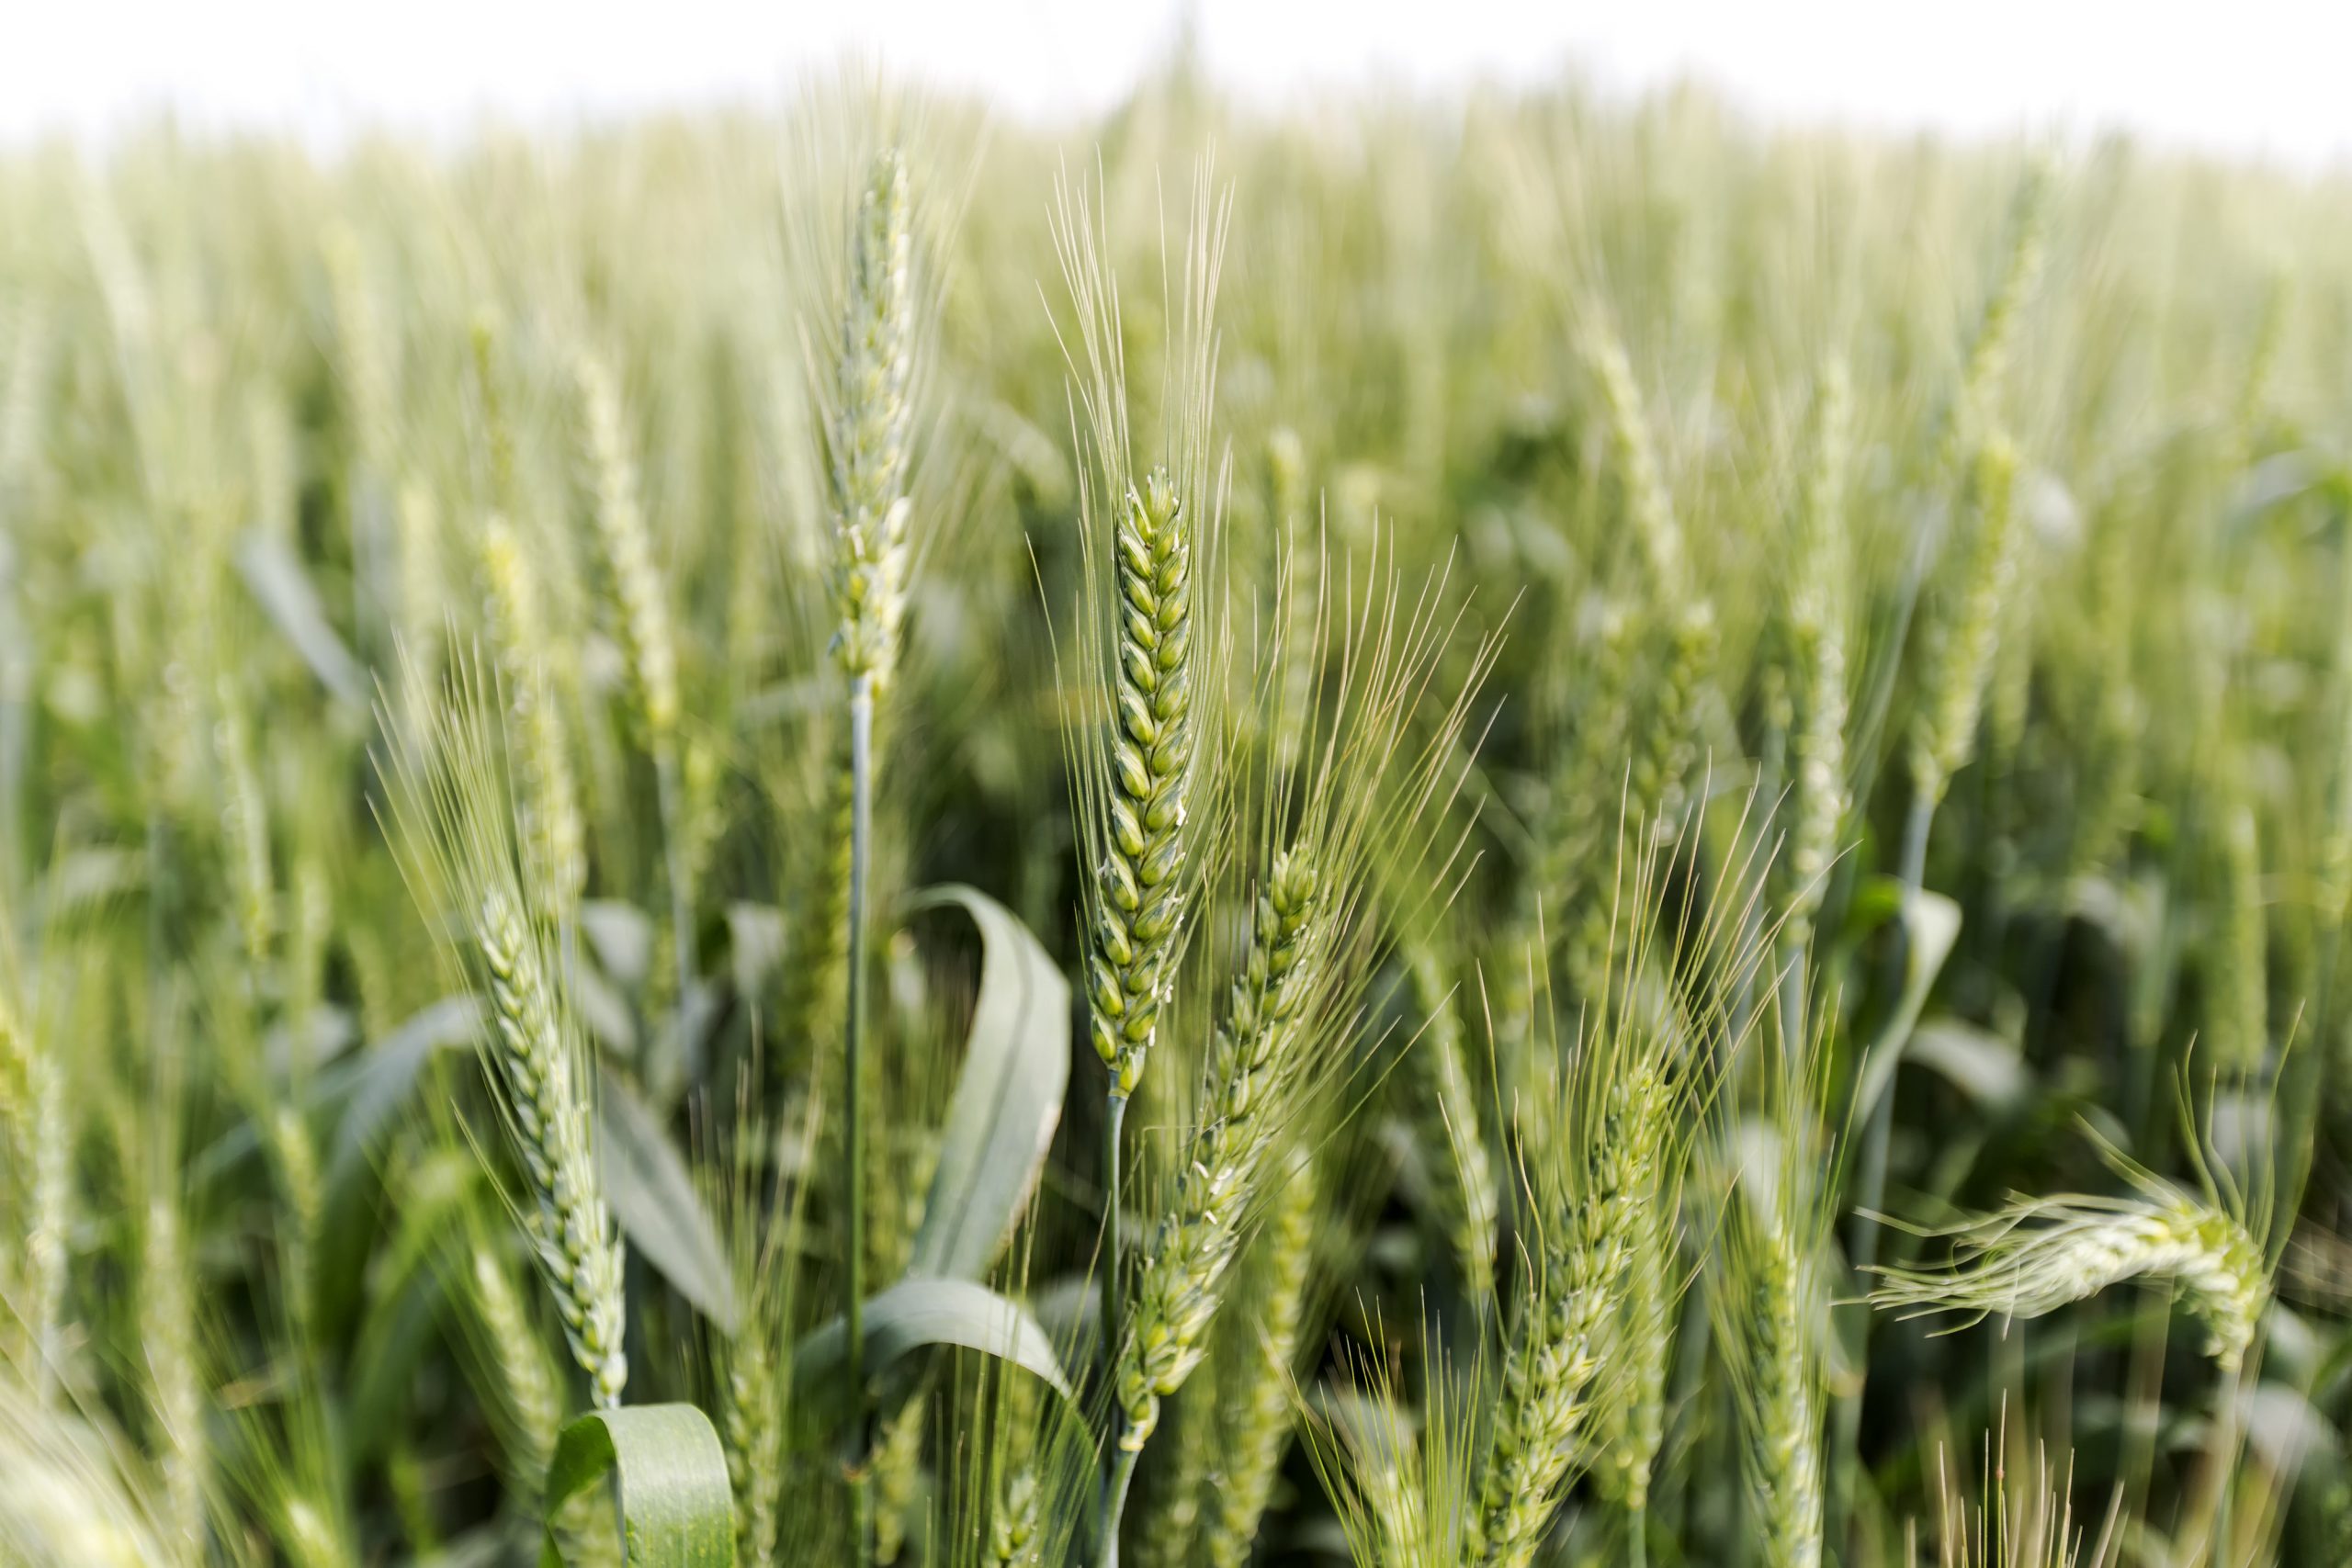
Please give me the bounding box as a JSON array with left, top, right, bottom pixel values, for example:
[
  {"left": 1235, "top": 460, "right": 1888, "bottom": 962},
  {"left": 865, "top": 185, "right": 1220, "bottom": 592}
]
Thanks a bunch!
[
  {"left": 1776, "top": 958, "right": 1807, "bottom": 1074},
  {"left": 1102, "top": 1092, "right": 1126, "bottom": 1403},
  {"left": 1829, "top": 786, "right": 1934, "bottom": 1543},
  {"left": 1102, "top": 1438, "right": 1140, "bottom": 1568},
  {"left": 654, "top": 742, "right": 696, "bottom": 1032},
  {"left": 847, "top": 671, "right": 875, "bottom": 1560}
]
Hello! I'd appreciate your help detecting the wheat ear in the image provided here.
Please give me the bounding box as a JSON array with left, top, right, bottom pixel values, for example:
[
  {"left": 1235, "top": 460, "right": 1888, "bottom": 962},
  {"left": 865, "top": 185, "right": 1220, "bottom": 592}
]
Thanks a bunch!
[
  {"left": 1870, "top": 1179, "right": 2267, "bottom": 1374},
  {"left": 1405, "top": 942, "right": 1498, "bottom": 1303},
  {"left": 1198, "top": 1140, "right": 1321, "bottom": 1568}
]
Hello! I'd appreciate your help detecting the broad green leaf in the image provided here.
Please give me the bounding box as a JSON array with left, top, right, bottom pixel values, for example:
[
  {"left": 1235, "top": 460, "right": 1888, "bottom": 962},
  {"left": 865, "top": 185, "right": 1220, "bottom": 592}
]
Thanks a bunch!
[
  {"left": 233, "top": 529, "right": 368, "bottom": 708},
  {"left": 581, "top": 901, "right": 655, "bottom": 990},
  {"left": 1903, "top": 1019, "right": 2028, "bottom": 1111},
  {"left": 191, "top": 997, "right": 472, "bottom": 1190},
  {"left": 1851, "top": 882, "right": 1962, "bottom": 1124},
  {"left": 797, "top": 1277, "right": 1072, "bottom": 1431},
  {"left": 326, "top": 996, "right": 483, "bottom": 1191},
  {"left": 904, "top": 886, "right": 1070, "bottom": 1282},
  {"left": 596, "top": 1073, "right": 737, "bottom": 1333},
  {"left": 539, "top": 1405, "right": 735, "bottom": 1568},
  {"left": 726, "top": 902, "right": 788, "bottom": 999}
]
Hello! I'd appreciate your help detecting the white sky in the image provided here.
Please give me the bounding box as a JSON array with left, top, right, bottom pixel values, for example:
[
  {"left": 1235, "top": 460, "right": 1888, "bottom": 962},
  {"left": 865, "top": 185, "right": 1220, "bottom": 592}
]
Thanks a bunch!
[{"left": 6, "top": 0, "right": 2349, "bottom": 169}]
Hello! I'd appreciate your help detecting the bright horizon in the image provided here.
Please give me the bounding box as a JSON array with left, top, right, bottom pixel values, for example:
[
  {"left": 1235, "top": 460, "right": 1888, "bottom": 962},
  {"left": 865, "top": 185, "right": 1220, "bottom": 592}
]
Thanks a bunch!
[{"left": 7, "top": 0, "right": 2351, "bottom": 171}]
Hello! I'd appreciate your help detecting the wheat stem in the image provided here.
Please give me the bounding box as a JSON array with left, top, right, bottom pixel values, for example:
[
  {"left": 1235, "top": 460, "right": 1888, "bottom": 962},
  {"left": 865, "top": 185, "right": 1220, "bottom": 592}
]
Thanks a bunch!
[{"left": 846, "top": 670, "right": 876, "bottom": 1559}]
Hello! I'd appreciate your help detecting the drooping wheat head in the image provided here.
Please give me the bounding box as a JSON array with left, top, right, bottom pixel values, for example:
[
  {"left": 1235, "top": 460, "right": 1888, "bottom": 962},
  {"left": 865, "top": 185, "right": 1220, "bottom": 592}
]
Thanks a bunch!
[{"left": 1870, "top": 1148, "right": 2268, "bottom": 1375}]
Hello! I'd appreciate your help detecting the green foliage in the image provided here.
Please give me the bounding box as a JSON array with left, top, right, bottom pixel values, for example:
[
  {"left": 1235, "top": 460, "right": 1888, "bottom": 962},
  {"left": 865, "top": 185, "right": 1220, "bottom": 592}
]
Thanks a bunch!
[{"left": 5, "top": 56, "right": 2352, "bottom": 1568}]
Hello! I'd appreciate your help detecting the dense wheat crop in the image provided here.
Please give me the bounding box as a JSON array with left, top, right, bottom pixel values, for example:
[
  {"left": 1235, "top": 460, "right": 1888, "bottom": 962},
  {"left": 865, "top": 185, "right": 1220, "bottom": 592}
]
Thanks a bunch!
[{"left": 6, "top": 56, "right": 2352, "bottom": 1568}]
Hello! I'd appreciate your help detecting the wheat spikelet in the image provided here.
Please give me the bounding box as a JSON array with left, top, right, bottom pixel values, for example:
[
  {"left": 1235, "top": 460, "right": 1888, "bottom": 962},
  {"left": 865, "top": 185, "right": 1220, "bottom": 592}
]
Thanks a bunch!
[
  {"left": 322, "top": 225, "right": 396, "bottom": 476},
  {"left": 25, "top": 1050, "right": 65, "bottom": 1401},
  {"left": 467, "top": 1242, "right": 561, "bottom": 1488},
  {"left": 1304, "top": 1336, "right": 1486, "bottom": 1568},
  {"left": 1118, "top": 848, "right": 1320, "bottom": 1450},
  {"left": 872, "top": 1398, "right": 925, "bottom": 1563},
  {"left": 140, "top": 1194, "right": 205, "bottom": 1562},
  {"left": 1562, "top": 607, "right": 1715, "bottom": 1005},
  {"left": 394, "top": 479, "right": 445, "bottom": 682},
  {"left": 1776, "top": 358, "right": 1852, "bottom": 949},
  {"left": 1469, "top": 1060, "right": 1668, "bottom": 1568},
  {"left": 1503, "top": 603, "right": 1636, "bottom": 1054},
  {"left": 213, "top": 675, "right": 275, "bottom": 971},
  {"left": 385, "top": 668, "right": 629, "bottom": 1410},
  {"left": 1945, "top": 159, "right": 2052, "bottom": 471},
  {"left": 478, "top": 517, "right": 587, "bottom": 911},
  {"left": 1404, "top": 941, "right": 1497, "bottom": 1301},
  {"left": 721, "top": 1333, "right": 783, "bottom": 1566},
  {"left": 1911, "top": 432, "right": 2021, "bottom": 806},
  {"left": 1116, "top": 541, "right": 1494, "bottom": 1466},
  {"left": 1, "top": 969, "right": 68, "bottom": 1400},
  {"left": 575, "top": 347, "right": 680, "bottom": 741},
  {"left": 0, "top": 1373, "right": 175, "bottom": 1567},
  {"left": 1473, "top": 811, "right": 1767, "bottom": 1566},
  {"left": 1595, "top": 1187, "right": 1676, "bottom": 1516},
  {"left": 1741, "top": 1215, "right": 1825, "bottom": 1568},
  {"left": 778, "top": 750, "right": 855, "bottom": 1098},
  {"left": 1709, "top": 1030, "right": 1837, "bottom": 1568},
  {"left": 1199, "top": 1141, "right": 1320, "bottom": 1567},
  {"left": 1081, "top": 463, "right": 1201, "bottom": 1100},
  {"left": 1579, "top": 320, "right": 1682, "bottom": 594},
  {"left": 828, "top": 148, "right": 917, "bottom": 687},
  {"left": 1055, "top": 164, "right": 1228, "bottom": 1111},
  {"left": 989, "top": 1470, "right": 1042, "bottom": 1565},
  {"left": 1268, "top": 426, "right": 1317, "bottom": 771},
  {"left": 475, "top": 881, "right": 629, "bottom": 1407}
]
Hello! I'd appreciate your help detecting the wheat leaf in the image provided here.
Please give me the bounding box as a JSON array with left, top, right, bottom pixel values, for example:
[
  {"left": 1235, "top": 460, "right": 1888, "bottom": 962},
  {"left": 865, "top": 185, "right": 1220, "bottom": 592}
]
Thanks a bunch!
[
  {"left": 904, "top": 885, "right": 1070, "bottom": 1282},
  {"left": 596, "top": 1072, "right": 737, "bottom": 1333},
  {"left": 539, "top": 1404, "right": 735, "bottom": 1567}
]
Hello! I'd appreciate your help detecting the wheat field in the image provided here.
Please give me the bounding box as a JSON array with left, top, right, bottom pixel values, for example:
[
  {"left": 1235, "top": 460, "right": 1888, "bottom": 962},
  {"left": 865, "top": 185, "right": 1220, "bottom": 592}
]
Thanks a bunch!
[{"left": 1, "top": 58, "right": 2349, "bottom": 1568}]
